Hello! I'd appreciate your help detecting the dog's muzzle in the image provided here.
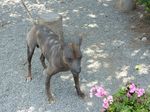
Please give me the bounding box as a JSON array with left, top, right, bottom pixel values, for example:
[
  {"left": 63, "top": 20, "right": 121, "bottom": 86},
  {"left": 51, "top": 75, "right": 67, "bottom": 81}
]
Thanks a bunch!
[{"left": 71, "top": 67, "right": 81, "bottom": 75}]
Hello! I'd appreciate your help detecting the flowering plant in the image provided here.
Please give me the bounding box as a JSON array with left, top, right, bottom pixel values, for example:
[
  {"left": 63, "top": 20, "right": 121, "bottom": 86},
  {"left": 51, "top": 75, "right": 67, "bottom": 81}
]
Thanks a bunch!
[
  {"left": 136, "top": 0, "right": 150, "bottom": 12},
  {"left": 90, "top": 85, "right": 113, "bottom": 110},
  {"left": 90, "top": 83, "right": 150, "bottom": 112}
]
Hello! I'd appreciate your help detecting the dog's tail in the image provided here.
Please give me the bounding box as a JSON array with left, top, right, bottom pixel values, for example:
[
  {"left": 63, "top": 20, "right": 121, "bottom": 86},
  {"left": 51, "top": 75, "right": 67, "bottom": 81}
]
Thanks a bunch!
[{"left": 21, "top": 0, "right": 37, "bottom": 24}]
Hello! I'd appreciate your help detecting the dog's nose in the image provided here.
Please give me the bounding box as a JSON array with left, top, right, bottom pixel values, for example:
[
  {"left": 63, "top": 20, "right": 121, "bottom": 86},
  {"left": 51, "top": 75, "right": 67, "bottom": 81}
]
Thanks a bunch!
[
  {"left": 72, "top": 67, "right": 81, "bottom": 75},
  {"left": 76, "top": 67, "right": 81, "bottom": 74}
]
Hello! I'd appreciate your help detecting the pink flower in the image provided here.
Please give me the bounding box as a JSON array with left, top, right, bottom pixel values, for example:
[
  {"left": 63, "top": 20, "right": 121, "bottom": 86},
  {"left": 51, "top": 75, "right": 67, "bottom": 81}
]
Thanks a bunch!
[
  {"left": 135, "top": 88, "right": 145, "bottom": 97},
  {"left": 107, "top": 95, "right": 113, "bottom": 104},
  {"left": 127, "top": 92, "right": 131, "bottom": 98},
  {"left": 90, "top": 85, "right": 98, "bottom": 97},
  {"left": 129, "top": 83, "right": 136, "bottom": 93},
  {"left": 102, "top": 98, "right": 109, "bottom": 109},
  {"left": 95, "top": 86, "right": 108, "bottom": 98}
]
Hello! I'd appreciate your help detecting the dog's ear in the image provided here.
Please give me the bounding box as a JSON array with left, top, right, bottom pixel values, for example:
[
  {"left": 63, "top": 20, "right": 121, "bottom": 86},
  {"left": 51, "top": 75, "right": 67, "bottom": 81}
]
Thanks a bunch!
[
  {"left": 76, "top": 33, "right": 84, "bottom": 46},
  {"left": 78, "top": 33, "right": 83, "bottom": 45}
]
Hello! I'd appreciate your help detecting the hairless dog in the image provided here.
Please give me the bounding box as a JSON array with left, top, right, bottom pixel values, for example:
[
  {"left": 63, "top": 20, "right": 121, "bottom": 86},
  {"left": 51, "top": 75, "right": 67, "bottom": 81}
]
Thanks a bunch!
[{"left": 26, "top": 24, "right": 85, "bottom": 103}]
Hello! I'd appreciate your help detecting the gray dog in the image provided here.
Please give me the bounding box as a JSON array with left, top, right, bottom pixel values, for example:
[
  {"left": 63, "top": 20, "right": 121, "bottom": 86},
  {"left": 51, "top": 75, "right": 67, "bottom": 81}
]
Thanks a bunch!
[{"left": 26, "top": 24, "right": 85, "bottom": 103}]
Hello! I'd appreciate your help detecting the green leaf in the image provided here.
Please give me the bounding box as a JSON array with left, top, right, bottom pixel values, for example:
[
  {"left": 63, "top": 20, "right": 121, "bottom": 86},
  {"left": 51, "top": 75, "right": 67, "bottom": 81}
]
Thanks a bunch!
[{"left": 136, "top": 0, "right": 150, "bottom": 12}]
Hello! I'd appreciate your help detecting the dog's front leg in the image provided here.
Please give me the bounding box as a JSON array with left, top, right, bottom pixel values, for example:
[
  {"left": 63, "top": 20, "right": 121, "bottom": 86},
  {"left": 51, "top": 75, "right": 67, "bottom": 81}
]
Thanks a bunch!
[
  {"left": 45, "top": 68, "right": 57, "bottom": 104},
  {"left": 73, "top": 75, "right": 85, "bottom": 98}
]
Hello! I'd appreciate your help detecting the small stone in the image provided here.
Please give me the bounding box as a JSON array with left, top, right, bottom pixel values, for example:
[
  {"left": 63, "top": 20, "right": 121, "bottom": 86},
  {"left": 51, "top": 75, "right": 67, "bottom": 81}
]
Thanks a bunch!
[
  {"left": 140, "top": 14, "right": 144, "bottom": 19},
  {"left": 28, "top": 106, "right": 35, "bottom": 112},
  {"left": 141, "top": 37, "right": 147, "bottom": 41},
  {"left": 131, "top": 25, "right": 135, "bottom": 29},
  {"left": 81, "top": 79, "right": 88, "bottom": 83},
  {"left": 142, "top": 33, "right": 146, "bottom": 36}
]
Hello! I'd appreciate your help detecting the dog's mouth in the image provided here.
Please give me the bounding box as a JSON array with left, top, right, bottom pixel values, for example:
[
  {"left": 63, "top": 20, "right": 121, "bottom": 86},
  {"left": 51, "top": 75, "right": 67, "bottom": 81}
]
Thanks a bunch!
[
  {"left": 71, "top": 69, "right": 80, "bottom": 75},
  {"left": 71, "top": 70, "right": 77, "bottom": 75}
]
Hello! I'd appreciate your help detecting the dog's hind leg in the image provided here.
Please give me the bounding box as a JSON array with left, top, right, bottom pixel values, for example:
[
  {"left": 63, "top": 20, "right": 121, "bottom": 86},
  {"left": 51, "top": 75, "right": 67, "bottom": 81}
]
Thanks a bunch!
[
  {"left": 45, "top": 67, "right": 58, "bottom": 103},
  {"left": 26, "top": 45, "right": 35, "bottom": 81},
  {"left": 40, "top": 53, "right": 47, "bottom": 69}
]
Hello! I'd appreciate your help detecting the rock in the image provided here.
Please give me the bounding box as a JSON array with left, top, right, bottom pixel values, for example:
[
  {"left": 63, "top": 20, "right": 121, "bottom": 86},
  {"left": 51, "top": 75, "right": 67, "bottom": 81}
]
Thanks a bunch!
[
  {"left": 38, "top": 12, "right": 64, "bottom": 41},
  {"left": 115, "top": 0, "right": 136, "bottom": 12},
  {"left": 81, "top": 78, "right": 88, "bottom": 83},
  {"left": 130, "top": 25, "right": 135, "bottom": 30},
  {"left": 141, "top": 37, "right": 147, "bottom": 41}
]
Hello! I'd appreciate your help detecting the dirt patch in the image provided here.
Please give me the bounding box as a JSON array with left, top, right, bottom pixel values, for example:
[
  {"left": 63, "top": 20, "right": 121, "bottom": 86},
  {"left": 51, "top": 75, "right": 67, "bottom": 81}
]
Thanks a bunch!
[
  {"left": 129, "top": 6, "right": 150, "bottom": 43},
  {"left": 132, "top": 15, "right": 150, "bottom": 34}
]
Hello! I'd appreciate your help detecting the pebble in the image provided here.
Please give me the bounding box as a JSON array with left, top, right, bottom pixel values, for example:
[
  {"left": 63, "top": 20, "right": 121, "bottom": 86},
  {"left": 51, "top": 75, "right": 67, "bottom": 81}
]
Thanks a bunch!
[{"left": 141, "top": 37, "right": 147, "bottom": 41}]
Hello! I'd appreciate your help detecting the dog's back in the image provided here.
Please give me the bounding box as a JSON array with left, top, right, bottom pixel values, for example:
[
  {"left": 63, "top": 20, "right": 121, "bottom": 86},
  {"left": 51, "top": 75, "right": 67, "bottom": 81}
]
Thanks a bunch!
[
  {"left": 26, "top": 24, "right": 64, "bottom": 68},
  {"left": 26, "top": 24, "right": 59, "bottom": 46}
]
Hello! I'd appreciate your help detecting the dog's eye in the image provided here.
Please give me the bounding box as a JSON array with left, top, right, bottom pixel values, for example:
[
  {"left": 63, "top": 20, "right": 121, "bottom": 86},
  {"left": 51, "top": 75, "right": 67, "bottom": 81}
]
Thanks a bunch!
[
  {"left": 78, "top": 56, "right": 82, "bottom": 60},
  {"left": 67, "top": 58, "right": 72, "bottom": 62}
]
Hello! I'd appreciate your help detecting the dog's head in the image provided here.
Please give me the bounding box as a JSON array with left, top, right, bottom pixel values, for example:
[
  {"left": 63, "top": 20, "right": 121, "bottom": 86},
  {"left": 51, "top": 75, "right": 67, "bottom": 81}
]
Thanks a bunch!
[{"left": 63, "top": 35, "right": 82, "bottom": 75}]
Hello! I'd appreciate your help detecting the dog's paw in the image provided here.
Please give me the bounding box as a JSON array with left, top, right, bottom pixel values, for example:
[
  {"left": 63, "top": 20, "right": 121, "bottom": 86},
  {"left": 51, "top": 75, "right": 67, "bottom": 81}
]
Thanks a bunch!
[
  {"left": 26, "top": 76, "right": 32, "bottom": 82},
  {"left": 78, "top": 92, "right": 85, "bottom": 99},
  {"left": 48, "top": 97, "right": 55, "bottom": 104}
]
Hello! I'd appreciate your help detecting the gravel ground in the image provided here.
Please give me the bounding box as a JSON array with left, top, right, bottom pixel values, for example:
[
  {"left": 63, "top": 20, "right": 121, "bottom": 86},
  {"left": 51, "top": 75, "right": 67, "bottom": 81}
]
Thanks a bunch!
[{"left": 0, "top": 0, "right": 150, "bottom": 112}]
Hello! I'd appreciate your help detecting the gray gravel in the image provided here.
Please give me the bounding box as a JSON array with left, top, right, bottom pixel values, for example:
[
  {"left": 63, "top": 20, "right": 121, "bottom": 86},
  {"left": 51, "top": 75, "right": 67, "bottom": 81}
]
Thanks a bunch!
[{"left": 0, "top": 0, "right": 150, "bottom": 112}]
